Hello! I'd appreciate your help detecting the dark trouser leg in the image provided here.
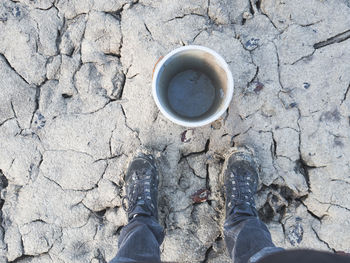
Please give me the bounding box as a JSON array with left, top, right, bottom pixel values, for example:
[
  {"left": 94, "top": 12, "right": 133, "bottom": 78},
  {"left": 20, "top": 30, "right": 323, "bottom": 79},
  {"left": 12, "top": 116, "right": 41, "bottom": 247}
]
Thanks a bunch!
[
  {"left": 224, "top": 204, "right": 284, "bottom": 263},
  {"left": 110, "top": 215, "right": 164, "bottom": 263}
]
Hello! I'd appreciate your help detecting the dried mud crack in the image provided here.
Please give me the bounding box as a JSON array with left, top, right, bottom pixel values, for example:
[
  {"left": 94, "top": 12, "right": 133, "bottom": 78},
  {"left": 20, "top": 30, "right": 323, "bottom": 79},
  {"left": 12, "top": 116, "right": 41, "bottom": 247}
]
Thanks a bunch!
[{"left": 1, "top": 0, "right": 350, "bottom": 262}]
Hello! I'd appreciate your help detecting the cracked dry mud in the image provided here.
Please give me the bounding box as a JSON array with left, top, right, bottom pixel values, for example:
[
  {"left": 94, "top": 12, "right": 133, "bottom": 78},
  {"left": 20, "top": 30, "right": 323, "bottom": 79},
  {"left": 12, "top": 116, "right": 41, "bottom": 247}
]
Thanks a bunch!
[{"left": 0, "top": 0, "right": 350, "bottom": 262}]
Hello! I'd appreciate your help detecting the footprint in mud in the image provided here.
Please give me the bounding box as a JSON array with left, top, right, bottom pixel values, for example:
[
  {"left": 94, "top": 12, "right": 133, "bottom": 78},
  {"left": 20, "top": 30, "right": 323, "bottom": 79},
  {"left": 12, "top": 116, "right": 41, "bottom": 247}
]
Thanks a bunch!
[
  {"left": 12, "top": 6, "right": 21, "bottom": 18},
  {"left": 32, "top": 112, "right": 46, "bottom": 129},
  {"left": 287, "top": 217, "right": 304, "bottom": 246}
]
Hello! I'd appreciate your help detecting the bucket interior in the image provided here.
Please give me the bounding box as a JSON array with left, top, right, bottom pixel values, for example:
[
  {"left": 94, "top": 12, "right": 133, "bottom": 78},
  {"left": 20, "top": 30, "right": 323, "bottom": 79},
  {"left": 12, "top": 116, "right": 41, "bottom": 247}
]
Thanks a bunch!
[{"left": 155, "top": 49, "right": 229, "bottom": 123}]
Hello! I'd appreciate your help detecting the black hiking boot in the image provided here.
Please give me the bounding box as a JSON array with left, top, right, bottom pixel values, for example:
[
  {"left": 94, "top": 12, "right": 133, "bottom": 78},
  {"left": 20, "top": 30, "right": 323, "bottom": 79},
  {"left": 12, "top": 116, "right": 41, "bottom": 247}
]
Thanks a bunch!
[
  {"left": 122, "top": 154, "right": 159, "bottom": 221},
  {"left": 221, "top": 147, "right": 259, "bottom": 217}
]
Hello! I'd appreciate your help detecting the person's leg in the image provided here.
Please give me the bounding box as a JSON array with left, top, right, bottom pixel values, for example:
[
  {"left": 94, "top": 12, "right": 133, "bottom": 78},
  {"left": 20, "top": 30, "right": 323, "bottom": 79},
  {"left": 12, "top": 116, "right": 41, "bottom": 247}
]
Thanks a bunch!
[
  {"left": 224, "top": 204, "right": 283, "bottom": 263},
  {"left": 110, "top": 215, "right": 164, "bottom": 262},
  {"left": 222, "top": 147, "right": 283, "bottom": 263},
  {"left": 110, "top": 154, "right": 164, "bottom": 263}
]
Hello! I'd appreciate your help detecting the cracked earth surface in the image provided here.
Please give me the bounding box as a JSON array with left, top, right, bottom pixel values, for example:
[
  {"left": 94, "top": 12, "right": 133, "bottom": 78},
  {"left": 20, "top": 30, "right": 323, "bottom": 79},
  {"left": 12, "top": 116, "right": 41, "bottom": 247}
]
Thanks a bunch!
[{"left": 0, "top": 0, "right": 350, "bottom": 262}]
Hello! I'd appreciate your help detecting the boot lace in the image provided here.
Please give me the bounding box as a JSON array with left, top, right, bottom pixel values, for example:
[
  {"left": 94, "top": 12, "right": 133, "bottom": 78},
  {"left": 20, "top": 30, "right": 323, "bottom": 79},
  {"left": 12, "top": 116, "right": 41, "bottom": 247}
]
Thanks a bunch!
[
  {"left": 227, "top": 171, "right": 255, "bottom": 208},
  {"left": 122, "top": 170, "right": 153, "bottom": 213}
]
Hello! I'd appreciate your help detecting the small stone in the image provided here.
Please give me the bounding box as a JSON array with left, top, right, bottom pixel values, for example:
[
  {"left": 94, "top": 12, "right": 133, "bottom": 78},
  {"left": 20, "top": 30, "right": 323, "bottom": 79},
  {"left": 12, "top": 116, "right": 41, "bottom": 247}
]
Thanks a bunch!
[
  {"left": 191, "top": 189, "right": 211, "bottom": 204},
  {"left": 245, "top": 38, "right": 260, "bottom": 50},
  {"left": 254, "top": 82, "right": 264, "bottom": 93},
  {"left": 289, "top": 102, "right": 297, "bottom": 108},
  {"left": 181, "top": 129, "right": 194, "bottom": 143},
  {"left": 243, "top": 11, "right": 253, "bottom": 20},
  {"left": 303, "top": 82, "right": 310, "bottom": 89},
  {"left": 62, "top": 93, "right": 73, "bottom": 99}
]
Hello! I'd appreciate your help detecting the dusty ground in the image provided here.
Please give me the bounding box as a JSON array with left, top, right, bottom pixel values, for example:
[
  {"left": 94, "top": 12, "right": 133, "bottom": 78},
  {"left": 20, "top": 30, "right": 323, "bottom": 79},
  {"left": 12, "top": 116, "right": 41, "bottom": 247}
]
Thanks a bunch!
[{"left": 1, "top": 0, "right": 350, "bottom": 262}]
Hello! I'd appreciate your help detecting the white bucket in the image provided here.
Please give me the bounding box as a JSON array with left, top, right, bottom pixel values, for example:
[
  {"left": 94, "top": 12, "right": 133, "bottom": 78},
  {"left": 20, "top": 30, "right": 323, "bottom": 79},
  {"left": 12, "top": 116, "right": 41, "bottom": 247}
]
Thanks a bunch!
[{"left": 152, "top": 45, "right": 234, "bottom": 127}]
